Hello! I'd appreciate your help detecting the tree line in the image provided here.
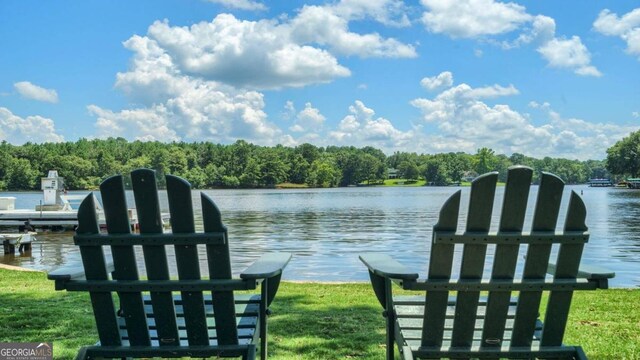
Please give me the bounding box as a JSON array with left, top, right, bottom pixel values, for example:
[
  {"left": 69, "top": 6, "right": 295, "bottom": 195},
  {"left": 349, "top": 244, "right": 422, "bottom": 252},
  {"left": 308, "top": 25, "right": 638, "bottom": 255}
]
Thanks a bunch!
[
  {"left": 606, "top": 129, "right": 640, "bottom": 179},
  {"left": 0, "top": 137, "right": 620, "bottom": 191}
]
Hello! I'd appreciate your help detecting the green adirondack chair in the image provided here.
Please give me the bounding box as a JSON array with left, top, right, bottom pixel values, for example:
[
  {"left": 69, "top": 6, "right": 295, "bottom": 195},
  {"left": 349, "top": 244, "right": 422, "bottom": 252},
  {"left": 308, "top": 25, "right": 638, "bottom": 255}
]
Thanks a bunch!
[
  {"left": 48, "top": 169, "right": 291, "bottom": 359},
  {"left": 360, "top": 166, "right": 614, "bottom": 359}
]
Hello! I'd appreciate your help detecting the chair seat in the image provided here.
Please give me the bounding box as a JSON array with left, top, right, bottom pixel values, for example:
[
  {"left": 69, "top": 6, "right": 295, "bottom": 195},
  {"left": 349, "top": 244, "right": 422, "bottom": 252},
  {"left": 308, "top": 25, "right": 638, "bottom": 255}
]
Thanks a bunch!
[
  {"left": 115, "top": 294, "right": 261, "bottom": 346},
  {"left": 394, "top": 296, "right": 545, "bottom": 356}
]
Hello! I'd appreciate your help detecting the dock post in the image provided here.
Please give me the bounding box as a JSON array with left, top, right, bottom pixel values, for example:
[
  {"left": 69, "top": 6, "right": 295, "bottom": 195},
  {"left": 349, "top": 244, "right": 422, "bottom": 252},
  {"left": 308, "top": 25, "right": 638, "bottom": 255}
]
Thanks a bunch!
[{"left": 3, "top": 240, "right": 15, "bottom": 254}]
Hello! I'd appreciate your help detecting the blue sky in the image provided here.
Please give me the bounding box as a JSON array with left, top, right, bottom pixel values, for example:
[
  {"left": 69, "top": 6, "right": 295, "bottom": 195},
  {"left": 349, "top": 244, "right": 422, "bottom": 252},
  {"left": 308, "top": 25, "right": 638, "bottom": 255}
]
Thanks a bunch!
[{"left": 1, "top": 0, "right": 638, "bottom": 160}]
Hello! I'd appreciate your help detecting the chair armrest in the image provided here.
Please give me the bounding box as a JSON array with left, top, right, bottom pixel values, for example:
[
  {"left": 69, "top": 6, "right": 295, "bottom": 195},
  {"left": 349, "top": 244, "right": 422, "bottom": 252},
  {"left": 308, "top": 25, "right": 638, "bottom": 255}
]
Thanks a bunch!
[
  {"left": 547, "top": 263, "right": 615, "bottom": 289},
  {"left": 240, "top": 253, "right": 291, "bottom": 280},
  {"left": 48, "top": 265, "right": 87, "bottom": 282},
  {"left": 359, "top": 253, "right": 419, "bottom": 281},
  {"left": 48, "top": 261, "right": 115, "bottom": 290}
]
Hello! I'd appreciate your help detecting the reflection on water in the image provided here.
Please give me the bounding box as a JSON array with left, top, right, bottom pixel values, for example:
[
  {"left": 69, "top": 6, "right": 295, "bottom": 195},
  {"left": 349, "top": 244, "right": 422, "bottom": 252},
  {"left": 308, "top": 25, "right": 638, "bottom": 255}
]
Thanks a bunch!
[{"left": 2, "top": 186, "right": 639, "bottom": 287}]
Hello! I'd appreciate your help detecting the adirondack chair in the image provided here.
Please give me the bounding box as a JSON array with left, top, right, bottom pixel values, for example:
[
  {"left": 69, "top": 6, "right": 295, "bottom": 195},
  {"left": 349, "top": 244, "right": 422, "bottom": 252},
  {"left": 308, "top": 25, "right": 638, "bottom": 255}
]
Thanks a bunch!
[
  {"left": 48, "top": 169, "right": 291, "bottom": 359},
  {"left": 360, "top": 166, "right": 614, "bottom": 359}
]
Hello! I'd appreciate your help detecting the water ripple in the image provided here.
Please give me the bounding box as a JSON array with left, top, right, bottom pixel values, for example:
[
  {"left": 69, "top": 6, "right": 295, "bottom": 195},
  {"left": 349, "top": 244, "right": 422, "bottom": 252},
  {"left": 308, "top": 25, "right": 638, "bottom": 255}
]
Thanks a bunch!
[{"left": 1, "top": 186, "right": 639, "bottom": 287}]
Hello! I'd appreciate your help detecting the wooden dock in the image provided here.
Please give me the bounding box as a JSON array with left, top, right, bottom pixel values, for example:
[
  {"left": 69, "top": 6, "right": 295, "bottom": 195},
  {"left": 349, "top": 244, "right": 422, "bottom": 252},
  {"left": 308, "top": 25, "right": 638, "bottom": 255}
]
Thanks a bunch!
[
  {"left": 1, "top": 232, "right": 36, "bottom": 254},
  {"left": 0, "top": 205, "right": 139, "bottom": 231},
  {"left": 588, "top": 178, "right": 613, "bottom": 187}
]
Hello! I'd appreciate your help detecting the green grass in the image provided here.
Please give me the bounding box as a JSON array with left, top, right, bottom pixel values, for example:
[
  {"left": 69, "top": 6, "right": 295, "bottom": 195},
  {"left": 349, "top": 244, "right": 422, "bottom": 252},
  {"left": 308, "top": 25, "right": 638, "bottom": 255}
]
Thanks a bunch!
[
  {"left": 381, "top": 179, "right": 427, "bottom": 186},
  {"left": 275, "top": 183, "right": 309, "bottom": 189},
  {"left": 1, "top": 268, "right": 638, "bottom": 359}
]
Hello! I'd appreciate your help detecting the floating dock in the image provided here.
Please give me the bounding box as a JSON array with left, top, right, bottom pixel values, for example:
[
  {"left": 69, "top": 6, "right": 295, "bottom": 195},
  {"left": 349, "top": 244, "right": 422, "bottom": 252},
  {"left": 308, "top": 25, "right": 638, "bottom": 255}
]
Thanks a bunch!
[
  {"left": 0, "top": 171, "right": 140, "bottom": 231},
  {"left": 627, "top": 178, "right": 640, "bottom": 189},
  {"left": 1, "top": 232, "right": 36, "bottom": 253},
  {"left": 588, "top": 178, "right": 613, "bottom": 187},
  {"left": 0, "top": 203, "right": 139, "bottom": 230}
]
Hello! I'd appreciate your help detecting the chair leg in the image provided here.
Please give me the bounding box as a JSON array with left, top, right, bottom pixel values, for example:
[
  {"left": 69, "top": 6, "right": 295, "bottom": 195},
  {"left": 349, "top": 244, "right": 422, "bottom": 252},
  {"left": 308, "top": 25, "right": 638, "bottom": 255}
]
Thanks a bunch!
[
  {"left": 243, "top": 345, "right": 257, "bottom": 360},
  {"left": 384, "top": 278, "right": 395, "bottom": 360},
  {"left": 74, "top": 347, "right": 89, "bottom": 360},
  {"left": 260, "top": 279, "right": 269, "bottom": 360},
  {"left": 386, "top": 314, "right": 395, "bottom": 360},
  {"left": 574, "top": 347, "right": 588, "bottom": 360},
  {"left": 401, "top": 345, "right": 414, "bottom": 360}
]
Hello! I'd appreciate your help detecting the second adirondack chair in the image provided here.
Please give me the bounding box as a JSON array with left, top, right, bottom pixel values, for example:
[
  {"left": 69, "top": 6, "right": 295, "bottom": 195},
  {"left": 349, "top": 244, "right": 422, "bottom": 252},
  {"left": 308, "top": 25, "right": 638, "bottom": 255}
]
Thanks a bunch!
[
  {"left": 361, "top": 166, "right": 614, "bottom": 359},
  {"left": 49, "top": 169, "right": 291, "bottom": 359}
]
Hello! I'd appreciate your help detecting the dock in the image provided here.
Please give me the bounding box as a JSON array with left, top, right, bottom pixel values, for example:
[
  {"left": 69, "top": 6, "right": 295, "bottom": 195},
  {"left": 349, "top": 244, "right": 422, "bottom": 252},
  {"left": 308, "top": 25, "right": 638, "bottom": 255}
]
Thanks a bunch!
[
  {"left": 1, "top": 232, "right": 36, "bottom": 254},
  {"left": 588, "top": 178, "right": 613, "bottom": 187},
  {"left": 0, "top": 170, "right": 141, "bottom": 231},
  {"left": 627, "top": 178, "right": 640, "bottom": 189},
  {"left": 0, "top": 207, "right": 139, "bottom": 230}
]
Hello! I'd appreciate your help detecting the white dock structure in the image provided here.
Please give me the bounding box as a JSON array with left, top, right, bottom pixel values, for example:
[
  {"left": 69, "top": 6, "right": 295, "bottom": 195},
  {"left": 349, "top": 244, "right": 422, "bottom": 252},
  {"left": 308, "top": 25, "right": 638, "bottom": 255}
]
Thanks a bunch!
[
  {"left": 1, "top": 232, "right": 36, "bottom": 253},
  {"left": 0, "top": 170, "right": 140, "bottom": 230}
]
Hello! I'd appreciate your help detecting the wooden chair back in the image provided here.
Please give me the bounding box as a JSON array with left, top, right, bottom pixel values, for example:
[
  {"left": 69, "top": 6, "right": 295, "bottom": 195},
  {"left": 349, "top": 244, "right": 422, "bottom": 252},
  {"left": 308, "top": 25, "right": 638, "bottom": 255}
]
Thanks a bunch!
[
  {"left": 75, "top": 168, "right": 248, "bottom": 349},
  {"left": 423, "top": 165, "right": 588, "bottom": 349}
]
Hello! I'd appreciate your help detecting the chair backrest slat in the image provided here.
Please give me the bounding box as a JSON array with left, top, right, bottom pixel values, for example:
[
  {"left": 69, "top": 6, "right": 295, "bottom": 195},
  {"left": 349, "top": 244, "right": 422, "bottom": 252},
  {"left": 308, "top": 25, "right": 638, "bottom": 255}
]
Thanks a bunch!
[
  {"left": 481, "top": 166, "right": 532, "bottom": 348},
  {"left": 541, "top": 191, "right": 588, "bottom": 346},
  {"left": 100, "top": 175, "right": 151, "bottom": 346},
  {"left": 166, "top": 175, "right": 209, "bottom": 345},
  {"left": 77, "top": 195, "right": 122, "bottom": 346},
  {"left": 421, "top": 190, "right": 460, "bottom": 347},
  {"left": 511, "top": 172, "right": 564, "bottom": 346},
  {"left": 202, "top": 193, "right": 239, "bottom": 346},
  {"left": 417, "top": 166, "right": 591, "bottom": 353},
  {"left": 451, "top": 172, "right": 497, "bottom": 347},
  {"left": 132, "top": 169, "right": 180, "bottom": 346}
]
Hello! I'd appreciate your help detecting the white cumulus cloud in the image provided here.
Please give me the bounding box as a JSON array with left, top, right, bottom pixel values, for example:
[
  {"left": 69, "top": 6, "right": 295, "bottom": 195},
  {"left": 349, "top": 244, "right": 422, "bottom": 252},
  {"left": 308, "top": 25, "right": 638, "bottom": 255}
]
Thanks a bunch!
[
  {"left": 93, "top": 34, "right": 286, "bottom": 144},
  {"left": 0, "top": 107, "right": 64, "bottom": 144},
  {"left": 332, "top": 0, "right": 411, "bottom": 27},
  {"left": 289, "top": 5, "right": 416, "bottom": 59},
  {"left": 501, "top": 15, "right": 556, "bottom": 49},
  {"left": 420, "top": 71, "right": 454, "bottom": 91},
  {"left": 289, "top": 102, "right": 326, "bottom": 132},
  {"left": 594, "top": 8, "right": 640, "bottom": 59},
  {"left": 205, "top": 0, "right": 266, "bottom": 11},
  {"left": 146, "top": 15, "right": 350, "bottom": 89},
  {"left": 537, "top": 36, "right": 602, "bottom": 77},
  {"left": 410, "top": 76, "right": 634, "bottom": 159},
  {"left": 127, "top": 3, "right": 416, "bottom": 90},
  {"left": 13, "top": 81, "right": 59, "bottom": 103},
  {"left": 420, "top": 0, "right": 532, "bottom": 38},
  {"left": 419, "top": 0, "right": 600, "bottom": 76},
  {"left": 329, "top": 100, "right": 415, "bottom": 151},
  {"left": 95, "top": 1, "right": 420, "bottom": 144}
]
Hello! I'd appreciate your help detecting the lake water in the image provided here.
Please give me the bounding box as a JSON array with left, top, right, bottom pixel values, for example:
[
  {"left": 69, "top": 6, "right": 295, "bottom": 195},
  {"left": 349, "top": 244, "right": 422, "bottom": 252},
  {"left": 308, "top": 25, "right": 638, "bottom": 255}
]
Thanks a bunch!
[{"left": 1, "top": 186, "right": 639, "bottom": 287}]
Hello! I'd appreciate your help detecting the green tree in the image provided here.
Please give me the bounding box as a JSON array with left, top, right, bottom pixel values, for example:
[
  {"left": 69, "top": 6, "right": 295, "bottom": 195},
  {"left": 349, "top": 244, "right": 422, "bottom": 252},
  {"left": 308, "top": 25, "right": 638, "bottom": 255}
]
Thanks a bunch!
[
  {"left": 606, "top": 130, "right": 640, "bottom": 177},
  {"left": 288, "top": 153, "right": 310, "bottom": 184},
  {"left": 183, "top": 166, "right": 207, "bottom": 189},
  {"left": 308, "top": 157, "right": 340, "bottom": 187},
  {"left": 6, "top": 157, "right": 37, "bottom": 190},
  {"left": 473, "top": 147, "right": 497, "bottom": 175},
  {"left": 423, "top": 156, "right": 450, "bottom": 186},
  {"left": 239, "top": 158, "right": 261, "bottom": 188},
  {"left": 397, "top": 160, "right": 419, "bottom": 180},
  {"left": 259, "top": 149, "right": 290, "bottom": 187},
  {"left": 295, "top": 143, "right": 320, "bottom": 165},
  {"left": 357, "top": 153, "right": 384, "bottom": 184}
]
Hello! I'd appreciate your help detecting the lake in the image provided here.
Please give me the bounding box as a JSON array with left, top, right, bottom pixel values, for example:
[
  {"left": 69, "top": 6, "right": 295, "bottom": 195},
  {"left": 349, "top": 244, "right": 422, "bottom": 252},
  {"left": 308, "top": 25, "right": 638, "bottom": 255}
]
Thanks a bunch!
[{"left": 1, "top": 185, "right": 639, "bottom": 287}]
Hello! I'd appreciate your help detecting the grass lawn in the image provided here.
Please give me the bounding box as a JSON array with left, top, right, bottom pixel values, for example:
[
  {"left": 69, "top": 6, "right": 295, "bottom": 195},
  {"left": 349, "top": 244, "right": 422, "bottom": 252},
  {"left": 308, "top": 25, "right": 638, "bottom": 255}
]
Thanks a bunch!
[
  {"left": 1, "top": 268, "right": 638, "bottom": 359},
  {"left": 275, "top": 183, "right": 309, "bottom": 189},
  {"left": 381, "top": 179, "right": 426, "bottom": 186}
]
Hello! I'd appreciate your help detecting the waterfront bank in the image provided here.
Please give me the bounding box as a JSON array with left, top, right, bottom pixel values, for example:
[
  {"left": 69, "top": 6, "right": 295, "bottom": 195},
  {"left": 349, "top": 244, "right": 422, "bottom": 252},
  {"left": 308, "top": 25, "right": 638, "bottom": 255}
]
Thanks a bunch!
[{"left": 1, "top": 267, "right": 638, "bottom": 359}]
